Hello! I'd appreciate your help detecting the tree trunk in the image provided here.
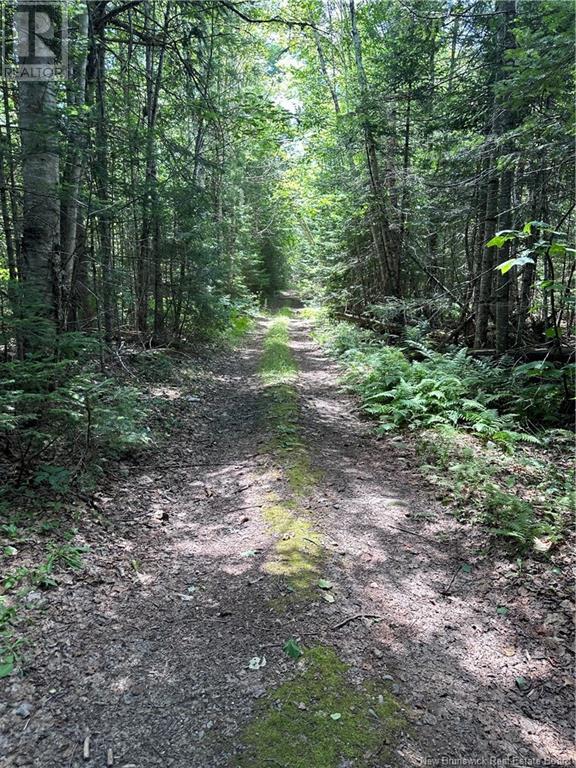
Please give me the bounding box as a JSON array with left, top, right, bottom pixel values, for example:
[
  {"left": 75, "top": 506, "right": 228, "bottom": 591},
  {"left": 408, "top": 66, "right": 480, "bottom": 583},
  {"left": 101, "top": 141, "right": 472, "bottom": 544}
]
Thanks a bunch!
[
  {"left": 349, "top": 0, "right": 397, "bottom": 295},
  {"left": 60, "top": 5, "right": 89, "bottom": 326},
  {"left": 494, "top": 0, "right": 517, "bottom": 353},
  {"left": 88, "top": 2, "right": 114, "bottom": 343},
  {"left": 18, "top": 68, "right": 60, "bottom": 342}
]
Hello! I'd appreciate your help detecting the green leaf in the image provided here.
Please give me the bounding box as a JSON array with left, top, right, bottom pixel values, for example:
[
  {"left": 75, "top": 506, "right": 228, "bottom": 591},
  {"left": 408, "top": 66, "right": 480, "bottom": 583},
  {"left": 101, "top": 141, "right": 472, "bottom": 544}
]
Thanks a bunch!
[
  {"left": 495, "top": 255, "right": 534, "bottom": 274},
  {"left": 487, "top": 230, "right": 522, "bottom": 248},
  {"left": 496, "top": 606, "right": 509, "bottom": 616},
  {"left": 461, "top": 564, "right": 472, "bottom": 573},
  {"left": 283, "top": 638, "right": 303, "bottom": 660},
  {"left": 515, "top": 676, "right": 529, "bottom": 691},
  {"left": 548, "top": 242, "right": 566, "bottom": 257},
  {"left": 317, "top": 578, "right": 333, "bottom": 590},
  {"left": 545, "top": 327, "right": 559, "bottom": 338},
  {"left": 523, "top": 220, "right": 551, "bottom": 234},
  {"left": 0, "top": 655, "right": 14, "bottom": 678}
]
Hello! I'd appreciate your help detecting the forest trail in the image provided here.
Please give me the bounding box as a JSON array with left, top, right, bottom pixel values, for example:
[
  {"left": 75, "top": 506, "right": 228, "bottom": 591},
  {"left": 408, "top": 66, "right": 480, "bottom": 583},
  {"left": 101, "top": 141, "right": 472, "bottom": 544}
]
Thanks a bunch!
[{"left": 3, "top": 314, "right": 574, "bottom": 768}]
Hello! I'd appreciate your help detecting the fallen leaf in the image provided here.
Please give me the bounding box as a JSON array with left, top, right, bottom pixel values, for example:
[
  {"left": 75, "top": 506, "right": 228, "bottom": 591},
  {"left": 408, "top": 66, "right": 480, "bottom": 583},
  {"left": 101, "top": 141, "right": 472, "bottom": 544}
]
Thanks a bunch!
[
  {"left": 322, "top": 593, "right": 335, "bottom": 603},
  {"left": 317, "top": 579, "right": 333, "bottom": 590},
  {"left": 283, "top": 639, "right": 303, "bottom": 660}
]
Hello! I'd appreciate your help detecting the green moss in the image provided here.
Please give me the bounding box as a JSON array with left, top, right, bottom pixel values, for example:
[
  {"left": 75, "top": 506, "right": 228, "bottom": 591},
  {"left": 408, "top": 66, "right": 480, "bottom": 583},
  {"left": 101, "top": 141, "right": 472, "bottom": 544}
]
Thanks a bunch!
[
  {"left": 239, "top": 646, "right": 404, "bottom": 768},
  {"left": 263, "top": 501, "right": 322, "bottom": 590},
  {"left": 260, "top": 316, "right": 297, "bottom": 386},
  {"left": 259, "top": 315, "right": 322, "bottom": 592},
  {"left": 260, "top": 317, "right": 317, "bottom": 496}
]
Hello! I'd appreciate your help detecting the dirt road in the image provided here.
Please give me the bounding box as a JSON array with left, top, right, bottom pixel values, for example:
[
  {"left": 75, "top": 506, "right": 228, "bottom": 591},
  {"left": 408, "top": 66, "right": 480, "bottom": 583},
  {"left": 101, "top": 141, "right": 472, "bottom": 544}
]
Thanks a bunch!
[{"left": 2, "top": 315, "right": 574, "bottom": 768}]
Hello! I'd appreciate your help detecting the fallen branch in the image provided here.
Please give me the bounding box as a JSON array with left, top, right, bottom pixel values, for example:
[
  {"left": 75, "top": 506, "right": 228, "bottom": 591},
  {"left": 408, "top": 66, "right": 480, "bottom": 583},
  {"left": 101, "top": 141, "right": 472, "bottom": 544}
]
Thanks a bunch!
[
  {"left": 331, "top": 613, "right": 381, "bottom": 631},
  {"left": 440, "top": 565, "right": 463, "bottom": 595},
  {"left": 388, "top": 525, "right": 431, "bottom": 541}
]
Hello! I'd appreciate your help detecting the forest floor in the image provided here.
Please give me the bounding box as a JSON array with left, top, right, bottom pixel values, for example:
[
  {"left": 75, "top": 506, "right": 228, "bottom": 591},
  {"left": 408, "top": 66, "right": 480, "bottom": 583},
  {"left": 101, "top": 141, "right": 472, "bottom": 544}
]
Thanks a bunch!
[{"left": 2, "top": 312, "right": 574, "bottom": 768}]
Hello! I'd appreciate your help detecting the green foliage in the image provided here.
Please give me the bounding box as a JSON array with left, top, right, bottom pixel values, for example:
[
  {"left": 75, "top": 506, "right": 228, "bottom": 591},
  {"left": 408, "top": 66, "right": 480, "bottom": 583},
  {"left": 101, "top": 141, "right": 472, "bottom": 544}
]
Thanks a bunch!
[
  {"left": 316, "top": 317, "right": 572, "bottom": 552},
  {"left": 316, "top": 318, "right": 572, "bottom": 438},
  {"left": 260, "top": 315, "right": 298, "bottom": 385},
  {"left": 0, "top": 342, "right": 152, "bottom": 489},
  {"left": 416, "top": 426, "right": 569, "bottom": 552}
]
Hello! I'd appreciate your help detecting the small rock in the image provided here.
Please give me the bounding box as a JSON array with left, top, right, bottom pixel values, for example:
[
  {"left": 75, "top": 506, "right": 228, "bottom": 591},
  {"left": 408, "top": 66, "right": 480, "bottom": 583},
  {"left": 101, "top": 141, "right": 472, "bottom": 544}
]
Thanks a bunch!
[
  {"left": 15, "top": 702, "right": 32, "bottom": 718},
  {"left": 382, "top": 674, "right": 394, "bottom": 681},
  {"left": 373, "top": 649, "right": 383, "bottom": 659},
  {"left": 297, "top": 702, "right": 307, "bottom": 710},
  {"left": 24, "top": 592, "right": 43, "bottom": 605}
]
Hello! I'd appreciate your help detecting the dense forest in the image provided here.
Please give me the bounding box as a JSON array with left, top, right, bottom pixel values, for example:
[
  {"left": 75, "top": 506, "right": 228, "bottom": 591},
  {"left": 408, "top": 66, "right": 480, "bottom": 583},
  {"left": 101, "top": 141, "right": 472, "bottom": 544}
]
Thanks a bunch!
[{"left": 0, "top": 1, "right": 574, "bottom": 766}]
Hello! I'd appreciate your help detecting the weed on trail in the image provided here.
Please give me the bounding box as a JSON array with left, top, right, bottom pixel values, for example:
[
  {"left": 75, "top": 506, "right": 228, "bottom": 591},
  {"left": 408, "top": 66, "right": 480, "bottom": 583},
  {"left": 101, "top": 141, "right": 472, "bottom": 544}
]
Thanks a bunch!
[{"left": 0, "top": 534, "right": 88, "bottom": 678}]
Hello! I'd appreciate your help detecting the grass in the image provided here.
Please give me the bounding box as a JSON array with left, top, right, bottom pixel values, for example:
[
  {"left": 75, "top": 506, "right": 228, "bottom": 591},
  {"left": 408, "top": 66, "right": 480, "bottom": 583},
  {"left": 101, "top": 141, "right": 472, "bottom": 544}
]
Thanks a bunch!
[
  {"left": 260, "top": 313, "right": 298, "bottom": 386},
  {"left": 239, "top": 645, "right": 404, "bottom": 768}
]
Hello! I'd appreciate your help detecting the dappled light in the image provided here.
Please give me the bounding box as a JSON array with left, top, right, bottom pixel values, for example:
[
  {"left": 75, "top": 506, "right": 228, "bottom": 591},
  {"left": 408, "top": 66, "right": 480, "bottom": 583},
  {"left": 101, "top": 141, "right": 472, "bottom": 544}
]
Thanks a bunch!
[{"left": 0, "top": 1, "right": 573, "bottom": 766}]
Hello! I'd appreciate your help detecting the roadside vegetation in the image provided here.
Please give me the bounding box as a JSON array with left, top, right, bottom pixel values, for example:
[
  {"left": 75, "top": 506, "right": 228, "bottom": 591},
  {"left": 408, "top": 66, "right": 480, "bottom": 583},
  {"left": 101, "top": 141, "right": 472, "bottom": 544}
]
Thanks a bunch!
[
  {"left": 0, "top": 305, "right": 256, "bottom": 679},
  {"left": 311, "top": 309, "right": 574, "bottom": 556}
]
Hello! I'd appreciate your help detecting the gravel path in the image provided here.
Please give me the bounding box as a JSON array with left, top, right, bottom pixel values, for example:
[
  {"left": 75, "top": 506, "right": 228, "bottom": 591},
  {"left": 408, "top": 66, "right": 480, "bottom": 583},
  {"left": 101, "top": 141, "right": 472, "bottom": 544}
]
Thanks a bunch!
[{"left": 2, "top": 315, "right": 574, "bottom": 768}]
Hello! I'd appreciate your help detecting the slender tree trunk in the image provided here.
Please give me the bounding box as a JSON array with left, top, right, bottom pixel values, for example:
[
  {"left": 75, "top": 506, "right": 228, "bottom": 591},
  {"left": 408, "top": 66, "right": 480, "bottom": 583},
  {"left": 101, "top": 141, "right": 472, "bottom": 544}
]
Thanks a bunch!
[
  {"left": 494, "top": 0, "right": 517, "bottom": 353},
  {"left": 88, "top": 2, "right": 114, "bottom": 343},
  {"left": 474, "top": 153, "right": 499, "bottom": 348},
  {"left": 349, "top": 0, "right": 397, "bottom": 295},
  {"left": 61, "top": 6, "right": 89, "bottom": 326}
]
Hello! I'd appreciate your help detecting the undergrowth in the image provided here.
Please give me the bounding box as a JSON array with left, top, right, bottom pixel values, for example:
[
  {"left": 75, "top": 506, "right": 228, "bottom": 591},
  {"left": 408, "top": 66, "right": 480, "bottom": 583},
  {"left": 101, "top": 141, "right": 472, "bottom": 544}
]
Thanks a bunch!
[
  {"left": 0, "top": 306, "right": 255, "bottom": 680},
  {"left": 313, "top": 311, "right": 574, "bottom": 553}
]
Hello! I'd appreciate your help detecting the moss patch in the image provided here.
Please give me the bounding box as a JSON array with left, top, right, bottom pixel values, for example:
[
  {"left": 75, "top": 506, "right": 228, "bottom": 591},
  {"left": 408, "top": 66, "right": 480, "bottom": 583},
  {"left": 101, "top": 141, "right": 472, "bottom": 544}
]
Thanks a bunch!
[
  {"left": 266, "top": 383, "right": 317, "bottom": 494},
  {"left": 260, "top": 315, "right": 298, "bottom": 386},
  {"left": 260, "top": 315, "right": 317, "bottom": 496},
  {"left": 259, "top": 315, "right": 322, "bottom": 593},
  {"left": 262, "top": 499, "right": 322, "bottom": 590},
  {"left": 239, "top": 646, "right": 404, "bottom": 768}
]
